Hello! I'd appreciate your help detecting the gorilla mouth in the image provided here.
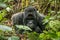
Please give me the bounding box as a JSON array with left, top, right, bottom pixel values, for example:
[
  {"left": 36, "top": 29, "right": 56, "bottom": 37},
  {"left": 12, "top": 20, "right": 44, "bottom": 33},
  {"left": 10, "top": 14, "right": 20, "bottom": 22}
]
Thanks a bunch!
[
  {"left": 27, "top": 14, "right": 34, "bottom": 20},
  {"left": 28, "top": 14, "right": 33, "bottom": 17}
]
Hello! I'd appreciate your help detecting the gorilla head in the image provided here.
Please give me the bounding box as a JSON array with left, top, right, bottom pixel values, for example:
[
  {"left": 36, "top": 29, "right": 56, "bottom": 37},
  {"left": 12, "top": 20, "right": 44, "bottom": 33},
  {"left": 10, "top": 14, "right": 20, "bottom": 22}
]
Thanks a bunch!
[{"left": 24, "top": 6, "right": 37, "bottom": 18}]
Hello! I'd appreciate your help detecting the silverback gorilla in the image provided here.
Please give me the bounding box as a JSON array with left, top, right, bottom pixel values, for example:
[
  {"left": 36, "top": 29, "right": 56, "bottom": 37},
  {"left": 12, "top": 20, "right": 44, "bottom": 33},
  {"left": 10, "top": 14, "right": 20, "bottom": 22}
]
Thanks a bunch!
[{"left": 11, "top": 6, "right": 45, "bottom": 33}]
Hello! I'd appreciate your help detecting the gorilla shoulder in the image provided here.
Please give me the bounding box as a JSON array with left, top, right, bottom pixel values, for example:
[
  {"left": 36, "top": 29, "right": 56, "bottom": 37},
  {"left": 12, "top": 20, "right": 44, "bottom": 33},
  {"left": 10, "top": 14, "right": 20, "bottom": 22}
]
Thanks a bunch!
[
  {"left": 37, "top": 11, "right": 45, "bottom": 20},
  {"left": 11, "top": 12, "right": 24, "bottom": 19},
  {"left": 11, "top": 12, "right": 24, "bottom": 25}
]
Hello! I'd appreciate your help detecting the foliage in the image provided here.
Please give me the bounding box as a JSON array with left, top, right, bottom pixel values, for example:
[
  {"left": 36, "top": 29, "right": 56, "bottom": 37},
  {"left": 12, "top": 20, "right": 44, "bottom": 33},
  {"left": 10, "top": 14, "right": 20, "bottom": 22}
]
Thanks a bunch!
[
  {"left": 0, "top": 0, "right": 60, "bottom": 40},
  {"left": 39, "top": 14, "right": 60, "bottom": 40},
  {"left": 15, "top": 25, "right": 32, "bottom": 31},
  {"left": 0, "top": 25, "right": 12, "bottom": 31},
  {"left": 8, "top": 36, "right": 19, "bottom": 40},
  {"left": 28, "top": 32, "right": 39, "bottom": 40}
]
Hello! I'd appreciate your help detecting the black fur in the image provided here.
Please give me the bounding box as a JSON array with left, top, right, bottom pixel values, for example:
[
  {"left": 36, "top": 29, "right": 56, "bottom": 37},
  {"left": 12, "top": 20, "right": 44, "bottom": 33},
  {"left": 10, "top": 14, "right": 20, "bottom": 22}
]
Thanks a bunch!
[{"left": 11, "top": 6, "right": 45, "bottom": 33}]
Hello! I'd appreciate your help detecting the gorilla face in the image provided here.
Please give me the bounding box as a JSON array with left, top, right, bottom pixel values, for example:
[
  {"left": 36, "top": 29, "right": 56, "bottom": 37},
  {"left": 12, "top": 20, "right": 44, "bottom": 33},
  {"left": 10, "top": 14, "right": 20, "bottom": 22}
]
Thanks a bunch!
[{"left": 23, "top": 6, "right": 38, "bottom": 29}]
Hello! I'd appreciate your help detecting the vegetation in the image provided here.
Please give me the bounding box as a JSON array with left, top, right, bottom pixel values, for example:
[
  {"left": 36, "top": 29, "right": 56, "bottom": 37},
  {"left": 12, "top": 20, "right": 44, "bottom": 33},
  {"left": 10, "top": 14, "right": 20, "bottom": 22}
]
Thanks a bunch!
[{"left": 0, "top": 0, "right": 60, "bottom": 40}]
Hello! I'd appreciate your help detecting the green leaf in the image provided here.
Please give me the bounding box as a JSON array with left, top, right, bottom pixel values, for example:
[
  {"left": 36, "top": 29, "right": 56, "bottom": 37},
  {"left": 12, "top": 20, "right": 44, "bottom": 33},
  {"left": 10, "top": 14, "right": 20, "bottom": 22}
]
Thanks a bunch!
[
  {"left": 0, "top": 3, "right": 7, "bottom": 8},
  {"left": 28, "top": 32, "right": 39, "bottom": 40},
  {"left": 15, "top": 25, "right": 32, "bottom": 31},
  {"left": 56, "top": 32, "right": 60, "bottom": 37},
  {"left": 8, "top": 36, "right": 19, "bottom": 40},
  {"left": 0, "top": 25, "right": 12, "bottom": 31}
]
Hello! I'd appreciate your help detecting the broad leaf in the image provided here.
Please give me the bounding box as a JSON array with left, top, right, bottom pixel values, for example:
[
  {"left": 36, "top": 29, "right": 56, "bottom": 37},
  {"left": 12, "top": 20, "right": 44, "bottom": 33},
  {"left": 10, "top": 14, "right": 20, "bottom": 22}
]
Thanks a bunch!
[
  {"left": 0, "top": 25, "right": 12, "bottom": 31},
  {"left": 15, "top": 25, "right": 32, "bottom": 31}
]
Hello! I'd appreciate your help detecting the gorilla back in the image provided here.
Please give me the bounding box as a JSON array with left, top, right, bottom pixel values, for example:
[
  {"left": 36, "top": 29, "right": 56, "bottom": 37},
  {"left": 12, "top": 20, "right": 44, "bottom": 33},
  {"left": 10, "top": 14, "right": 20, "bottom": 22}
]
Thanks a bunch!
[{"left": 11, "top": 6, "right": 45, "bottom": 33}]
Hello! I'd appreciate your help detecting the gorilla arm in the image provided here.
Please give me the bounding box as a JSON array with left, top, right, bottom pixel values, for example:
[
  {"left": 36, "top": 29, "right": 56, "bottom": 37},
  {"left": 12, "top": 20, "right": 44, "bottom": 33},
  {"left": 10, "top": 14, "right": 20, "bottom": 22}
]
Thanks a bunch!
[{"left": 37, "top": 13, "right": 45, "bottom": 31}]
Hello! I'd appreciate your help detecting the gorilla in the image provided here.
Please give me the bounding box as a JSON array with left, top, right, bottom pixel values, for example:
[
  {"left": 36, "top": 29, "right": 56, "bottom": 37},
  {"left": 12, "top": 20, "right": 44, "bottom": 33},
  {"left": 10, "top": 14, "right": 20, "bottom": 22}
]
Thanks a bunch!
[{"left": 11, "top": 6, "right": 45, "bottom": 33}]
